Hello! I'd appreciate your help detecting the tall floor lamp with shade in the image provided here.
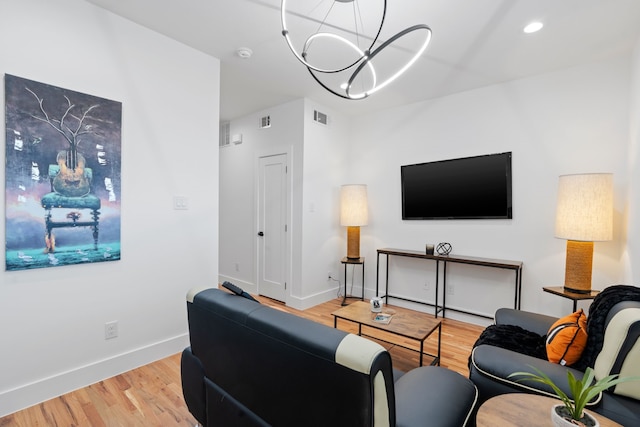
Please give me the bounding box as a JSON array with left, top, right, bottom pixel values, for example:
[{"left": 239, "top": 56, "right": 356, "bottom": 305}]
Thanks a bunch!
[
  {"left": 555, "top": 173, "right": 613, "bottom": 293},
  {"left": 340, "top": 184, "right": 368, "bottom": 259}
]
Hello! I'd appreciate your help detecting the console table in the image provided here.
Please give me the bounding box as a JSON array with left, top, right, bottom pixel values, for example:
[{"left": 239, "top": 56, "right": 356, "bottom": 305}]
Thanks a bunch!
[{"left": 376, "top": 248, "right": 523, "bottom": 319}]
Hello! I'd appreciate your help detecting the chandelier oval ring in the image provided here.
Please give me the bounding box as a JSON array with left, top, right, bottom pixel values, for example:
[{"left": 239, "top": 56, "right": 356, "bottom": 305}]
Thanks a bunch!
[
  {"left": 281, "top": 0, "right": 387, "bottom": 74},
  {"left": 347, "top": 24, "right": 432, "bottom": 99}
]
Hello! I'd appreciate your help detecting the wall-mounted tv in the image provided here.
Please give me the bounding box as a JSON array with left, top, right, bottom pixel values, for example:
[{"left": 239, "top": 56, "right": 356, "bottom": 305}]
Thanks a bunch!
[{"left": 401, "top": 152, "right": 512, "bottom": 220}]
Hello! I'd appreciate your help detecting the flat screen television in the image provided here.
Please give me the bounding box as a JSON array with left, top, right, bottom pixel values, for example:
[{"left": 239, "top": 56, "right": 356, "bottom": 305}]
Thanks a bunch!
[{"left": 401, "top": 152, "right": 512, "bottom": 220}]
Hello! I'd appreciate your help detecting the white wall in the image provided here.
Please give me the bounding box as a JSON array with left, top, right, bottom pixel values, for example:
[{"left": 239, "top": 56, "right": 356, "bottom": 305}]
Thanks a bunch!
[
  {"left": 220, "top": 55, "right": 636, "bottom": 320},
  {"left": 219, "top": 99, "right": 304, "bottom": 302},
  {"left": 0, "top": 0, "right": 220, "bottom": 416},
  {"left": 349, "top": 57, "right": 632, "bottom": 321},
  {"left": 219, "top": 99, "right": 351, "bottom": 309},
  {"left": 623, "top": 40, "right": 640, "bottom": 283},
  {"left": 300, "top": 100, "right": 350, "bottom": 307}
]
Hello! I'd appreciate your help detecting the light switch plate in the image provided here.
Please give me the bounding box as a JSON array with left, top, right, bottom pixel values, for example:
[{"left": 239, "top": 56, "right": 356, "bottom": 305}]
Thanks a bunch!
[{"left": 173, "top": 196, "right": 189, "bottom": 210}]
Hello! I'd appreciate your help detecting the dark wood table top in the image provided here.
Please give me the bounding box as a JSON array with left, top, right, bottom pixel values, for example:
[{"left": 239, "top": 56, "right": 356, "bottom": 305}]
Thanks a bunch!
[
  {"left": 332, "top": 301, "right": 440, "bottom": 340},
  {"left": 543, "top": 286, "right": 600, "bottom": 300}
]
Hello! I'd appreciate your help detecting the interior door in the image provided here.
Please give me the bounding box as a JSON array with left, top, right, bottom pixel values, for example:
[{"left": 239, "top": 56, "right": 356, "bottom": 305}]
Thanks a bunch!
[{"left": 257, "top": 153, "right": 288, "bottom": 302}]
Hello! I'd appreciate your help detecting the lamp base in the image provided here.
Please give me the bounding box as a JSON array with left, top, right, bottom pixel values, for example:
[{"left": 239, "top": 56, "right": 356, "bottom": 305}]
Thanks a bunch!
[
  {"left": 563, "top": 240, "right": 594, "bottom": 294},
  {"left": 346, "top": 226, "right": 360, "bottom": 259}
]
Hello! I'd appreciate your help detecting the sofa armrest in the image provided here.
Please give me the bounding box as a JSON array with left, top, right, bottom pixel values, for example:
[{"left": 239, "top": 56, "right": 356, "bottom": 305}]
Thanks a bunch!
[
  {"left": 470, "top": 345, "right": 601, "bottom": 406},
  {"left": 495, "top": 308, "right": 557, "bottom": 336},
  {"left": 395, "top": 367, "right": 477, "bottom": 427}
]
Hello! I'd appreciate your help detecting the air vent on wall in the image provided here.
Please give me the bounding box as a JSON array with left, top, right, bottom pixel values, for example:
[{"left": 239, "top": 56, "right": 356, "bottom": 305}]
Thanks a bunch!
[
  {"left": 313, "top": 110, "right": 328, "bottom": 125},
  {"left": 259, "top": 115, "right": 271, "bottom": 129},
  {"left": 219, "top": 121, "right": 230, "bottom": 147},
  {"left": 231, "top": 133, "right": 243, "bottom": 145}
]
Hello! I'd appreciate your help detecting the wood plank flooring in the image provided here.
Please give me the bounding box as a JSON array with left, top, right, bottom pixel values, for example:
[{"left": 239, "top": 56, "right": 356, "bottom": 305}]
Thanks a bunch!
[{"left": 1, "top": 296, "right": 484, "bottom": 426}]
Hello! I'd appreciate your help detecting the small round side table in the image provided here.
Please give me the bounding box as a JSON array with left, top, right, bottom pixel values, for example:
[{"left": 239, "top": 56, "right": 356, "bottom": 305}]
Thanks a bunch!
[{"left": 476, "top": 393, "right": 622, "bottom": 427}]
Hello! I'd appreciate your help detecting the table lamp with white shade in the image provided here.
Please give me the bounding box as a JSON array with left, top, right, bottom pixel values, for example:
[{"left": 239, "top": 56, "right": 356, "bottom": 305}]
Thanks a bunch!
[
  {"left": 555, "top": 173, "right": 613, "bottom": 293},
  {"left": 340, "top": 184, "right": 368, "bottom": 259}
]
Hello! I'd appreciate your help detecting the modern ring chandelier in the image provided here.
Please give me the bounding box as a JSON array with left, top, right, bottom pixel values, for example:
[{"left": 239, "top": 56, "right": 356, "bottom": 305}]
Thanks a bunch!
[{"left": 281, "top": 0, "right": 432, "bottom": 100}]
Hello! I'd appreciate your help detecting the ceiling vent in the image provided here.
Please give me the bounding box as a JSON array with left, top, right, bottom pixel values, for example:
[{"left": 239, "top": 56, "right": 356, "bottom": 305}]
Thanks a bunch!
[
  {"left": 219, "top": 121, "right": 230, "bottom": 147},
  {"left": 259, "top": 115, "right": 271, "bottom": 129},
  {"left": 313, "top": 110, "right": 328, "bottom": 125}
]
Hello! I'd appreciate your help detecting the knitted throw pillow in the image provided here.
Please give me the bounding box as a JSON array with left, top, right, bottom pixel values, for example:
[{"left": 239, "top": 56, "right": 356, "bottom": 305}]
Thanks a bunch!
[{"left": 546, "top": 309, "right": 588, "bottom": 366}]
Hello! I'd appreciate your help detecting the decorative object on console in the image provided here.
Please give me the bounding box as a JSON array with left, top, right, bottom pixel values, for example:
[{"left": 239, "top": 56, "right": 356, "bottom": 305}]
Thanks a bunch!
[
  {"left": 436, "top": 242, "right": 452, "bottom": 255},
  {"left": 425, "top": 244, "right": 434, "bottom": 255},
  {"left": 555, "top": 173, "right": 613, "bottom": 293},
  {"left": 280, "top": 0, "right": 432, "bottom": 100},
  {"left": 340, "top": 184, "right": 368, "bottom": 259}
]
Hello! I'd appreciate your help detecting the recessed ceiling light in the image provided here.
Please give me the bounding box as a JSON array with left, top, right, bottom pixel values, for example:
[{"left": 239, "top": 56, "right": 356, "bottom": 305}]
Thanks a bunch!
[{"left": 523, "top": 22, "right": 543, "bottom": 34}]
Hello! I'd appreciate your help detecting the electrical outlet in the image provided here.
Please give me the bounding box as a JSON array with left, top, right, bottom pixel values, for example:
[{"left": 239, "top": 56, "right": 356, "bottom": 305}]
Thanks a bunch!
[
  {"left": 423, "top": 281, "right": 430, "bottom": 291},
  {"left": 327, "top": 271, "right": 332, "bottom": 280},
  {"left": 446, "top": 284, "right": 455, "bottom": 296},
  {"left": 105, "top": 321, "right": 118, "bottom": 340}
]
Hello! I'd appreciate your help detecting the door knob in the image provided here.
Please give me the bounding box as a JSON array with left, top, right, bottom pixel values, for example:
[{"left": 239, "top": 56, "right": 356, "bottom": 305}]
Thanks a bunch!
[{"left": 258, "top": 231, "right": 264, "bottom": 236}]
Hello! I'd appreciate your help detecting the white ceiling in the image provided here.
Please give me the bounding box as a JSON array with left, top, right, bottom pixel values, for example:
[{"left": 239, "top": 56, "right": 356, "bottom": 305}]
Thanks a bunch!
[{"left": 85, "top": 0, "right": 640, "bottom": 122}]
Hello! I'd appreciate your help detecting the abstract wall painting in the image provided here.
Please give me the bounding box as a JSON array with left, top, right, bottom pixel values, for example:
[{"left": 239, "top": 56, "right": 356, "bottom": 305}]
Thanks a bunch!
[{"left": 4, "top": 74, "right": 122, "bottom": 271}]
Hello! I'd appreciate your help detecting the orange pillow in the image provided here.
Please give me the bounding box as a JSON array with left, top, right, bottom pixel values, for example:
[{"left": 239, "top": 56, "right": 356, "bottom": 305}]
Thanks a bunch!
[{"left": 546, "top": 309, "right": 588, "bottom": 366}]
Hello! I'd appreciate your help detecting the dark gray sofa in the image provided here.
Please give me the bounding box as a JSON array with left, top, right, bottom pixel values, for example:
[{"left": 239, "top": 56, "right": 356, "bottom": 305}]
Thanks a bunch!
[
  {"left": 469, "top": 295, "right": 640, "bottom": 427},
  {"left": 181, "top": 287, "right": 478, "bottom": 426}
]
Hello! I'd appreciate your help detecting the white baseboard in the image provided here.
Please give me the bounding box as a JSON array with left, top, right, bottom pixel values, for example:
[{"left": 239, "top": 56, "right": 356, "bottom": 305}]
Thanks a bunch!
[
  {"left": 0, "top": 334, "right": 190, "bottom": 418},
  {"left": 287, "top": 287, "right": 340, "bottom": 310}
]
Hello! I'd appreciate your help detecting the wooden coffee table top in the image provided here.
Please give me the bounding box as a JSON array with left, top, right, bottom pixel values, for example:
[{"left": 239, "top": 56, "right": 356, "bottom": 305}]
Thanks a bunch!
[
  {"left": 476, "top": 393, "right": 622, "bottom": 427},
  {"left": 331, "top": 301, "right": 440, "bottom": 340}
]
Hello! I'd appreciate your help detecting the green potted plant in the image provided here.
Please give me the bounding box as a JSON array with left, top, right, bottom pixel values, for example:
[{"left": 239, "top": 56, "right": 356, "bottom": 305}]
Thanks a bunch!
[{"left": 509, "top": 366, "right": 639, "bottom": 427}]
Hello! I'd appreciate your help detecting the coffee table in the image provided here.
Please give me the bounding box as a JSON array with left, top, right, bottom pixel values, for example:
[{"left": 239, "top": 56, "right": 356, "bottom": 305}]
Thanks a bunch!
[
  {"left": 476, "top": 393, "right": 622, "bottom": 427},
  {"left": 332, "top": 301, "right": 441, "bottom": 367}
]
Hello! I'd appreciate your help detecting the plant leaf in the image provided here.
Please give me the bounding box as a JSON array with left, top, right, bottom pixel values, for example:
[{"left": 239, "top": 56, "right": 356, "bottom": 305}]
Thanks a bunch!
[
  {"left": 510, "top": 368, "right": 572, "bottom": 410},
  {"left": 510, "top": 366, "right": 640, "bottom": 421}
]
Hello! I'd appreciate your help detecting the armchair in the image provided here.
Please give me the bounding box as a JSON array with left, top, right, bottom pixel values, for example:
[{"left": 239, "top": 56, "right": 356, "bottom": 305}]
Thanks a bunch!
[{"left": 469, "top": 285, "right": 640, "bottom": 426}]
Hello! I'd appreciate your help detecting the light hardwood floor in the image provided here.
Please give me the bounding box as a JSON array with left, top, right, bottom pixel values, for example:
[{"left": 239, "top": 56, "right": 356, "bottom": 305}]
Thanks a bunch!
[{"left": 1, "top": 296, "right": 484, "bottom": 427}]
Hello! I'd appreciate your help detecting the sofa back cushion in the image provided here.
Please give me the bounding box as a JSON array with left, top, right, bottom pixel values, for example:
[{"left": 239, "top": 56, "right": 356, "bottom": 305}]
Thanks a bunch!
[{"left": 594, "top": 302, "right": 640, "bottom": 400}]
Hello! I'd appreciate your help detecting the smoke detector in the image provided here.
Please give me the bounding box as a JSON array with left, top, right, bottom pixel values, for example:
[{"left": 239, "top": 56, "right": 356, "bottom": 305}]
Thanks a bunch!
[{"left": 236, "top": 47, "right": 253, "bottom": 59}]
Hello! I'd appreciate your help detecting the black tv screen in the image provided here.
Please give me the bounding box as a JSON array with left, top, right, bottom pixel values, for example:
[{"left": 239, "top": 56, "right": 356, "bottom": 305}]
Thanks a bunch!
[{"left": 401, "top": 152, "right": 512, "bottom": 220}]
